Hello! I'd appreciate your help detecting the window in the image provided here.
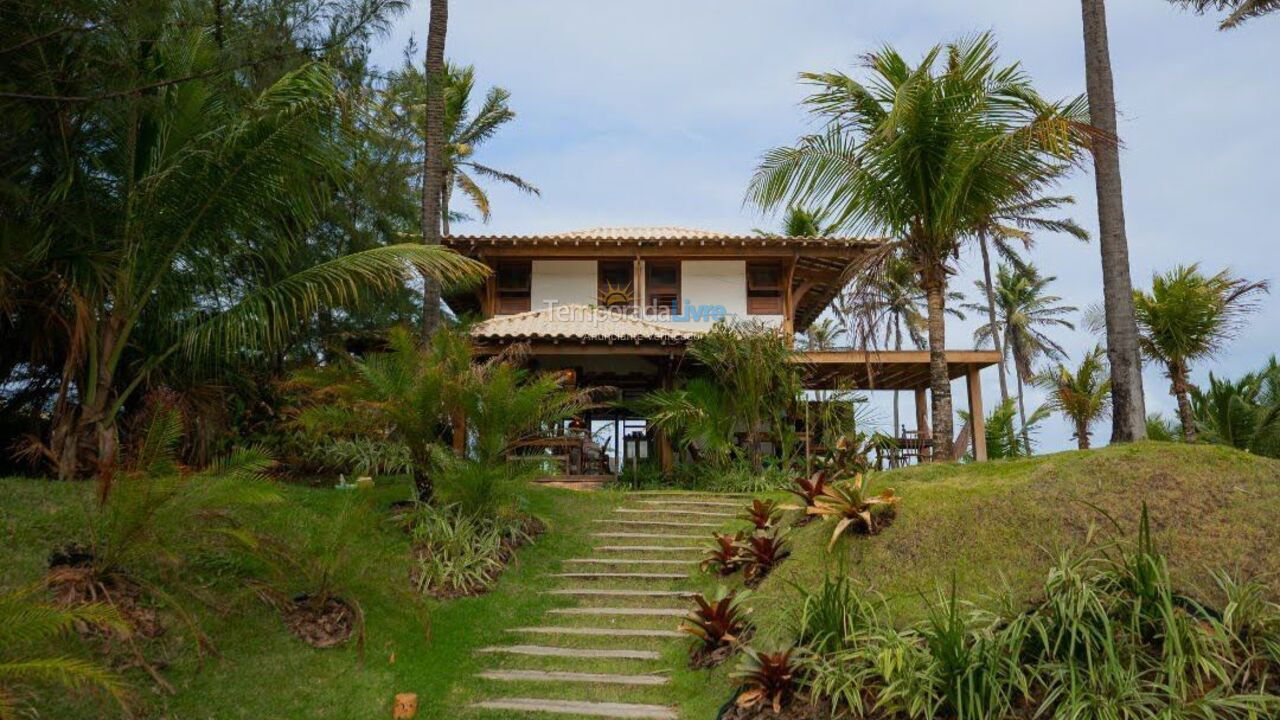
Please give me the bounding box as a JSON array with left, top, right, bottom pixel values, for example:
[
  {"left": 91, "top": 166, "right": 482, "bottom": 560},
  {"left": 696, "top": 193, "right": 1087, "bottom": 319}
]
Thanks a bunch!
[
  {"left": 597, "top": 261, "right": 634, "bottom": 308},
  {"left": 747, "top": 262, "right": 783, "bottom": 315},
  {"left": 646, "top": 262, "right": 681, "bottom": 315},
  {"left": 495, "top": 261, "right": 531, "bottom": 314}
]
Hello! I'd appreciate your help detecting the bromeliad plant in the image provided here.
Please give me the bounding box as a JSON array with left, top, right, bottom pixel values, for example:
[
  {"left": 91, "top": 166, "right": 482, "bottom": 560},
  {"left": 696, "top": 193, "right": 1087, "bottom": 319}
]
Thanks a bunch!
[
  {"left": 733, "top": 647, "right": 802, "bottom": 715},
  {"left": 808, "top": 474, "right": 900, "bottom": 550},
  {"left": 786, "top": 470, "right": 831, "bottom": 510},
  {"left": 701, "top": 532, "right": 748, "bottom": 576},
  {"left": 740, "top": 499, "right": 783, "bottom": 531},
  {"left": 739, "top": 528, "right": 792, "bottom": 586},
  {"left": 680, "top": 587, "right": 753, "bottom": 667}
]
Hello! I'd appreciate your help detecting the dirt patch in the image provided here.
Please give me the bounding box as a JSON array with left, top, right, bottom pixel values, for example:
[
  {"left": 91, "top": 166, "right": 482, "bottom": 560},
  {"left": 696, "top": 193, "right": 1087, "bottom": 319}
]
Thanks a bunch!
[
  {"left": 282, "top": 594, "right": 359, "bottom": 648},
  {"left": 46, "top": 547, "right": 163, "bottom": 639}
]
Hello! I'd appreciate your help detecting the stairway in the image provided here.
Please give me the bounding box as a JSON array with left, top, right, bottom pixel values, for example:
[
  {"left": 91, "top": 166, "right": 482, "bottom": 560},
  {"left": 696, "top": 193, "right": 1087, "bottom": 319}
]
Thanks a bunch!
[{"left": 466, "top": 493, "right": 747, "bottom": 719}]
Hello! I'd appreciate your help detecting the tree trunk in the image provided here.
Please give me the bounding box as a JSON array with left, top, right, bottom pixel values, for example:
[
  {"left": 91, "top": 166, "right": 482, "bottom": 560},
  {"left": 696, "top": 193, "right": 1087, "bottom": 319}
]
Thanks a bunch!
[
  {"left": 412, "top": 467, "right": 434, "bottom": 503},
  {"left": 978, "top": 232, "right": 1011, "bottom": 405},
  {"left": 1076, "top": 421, "right": 1091, "bottom": 450},
  {"left": 440, "top": 177, "right": 452, "bottom": 237},
  {"left": 1015, "top": 366, "right": 1031, "bottom": 454},
  {"left": 419, "top": 0, "right": 449, "bottom": 339},
  {"left": 1170, "top": 361, "right": 1197, "bottom": 442},
  {"left": 923, "top": 277, "right": 954, "bottom": 460},
  {"left": 892, "top": 321, "right": 901, "bottom": 434},
  {"left": 1080, "top": 0, "right": 1147, "bottom": 443}
]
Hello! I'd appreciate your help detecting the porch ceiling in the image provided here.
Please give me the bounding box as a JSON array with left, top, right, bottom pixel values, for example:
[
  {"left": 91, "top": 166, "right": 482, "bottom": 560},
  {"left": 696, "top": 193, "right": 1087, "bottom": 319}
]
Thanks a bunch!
[{"left": 796, "top": 350, "right": 1001, "bottom": 391}]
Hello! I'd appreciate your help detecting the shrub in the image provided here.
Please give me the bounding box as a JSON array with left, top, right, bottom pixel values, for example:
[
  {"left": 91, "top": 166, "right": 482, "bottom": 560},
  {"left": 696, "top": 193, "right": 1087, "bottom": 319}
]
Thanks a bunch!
[
  {"left": 409, "top": 504, "right": 531, "bottom": 597},
  {"left": 785, "top": 469, "right": 830, "bottom": 509},
  {"left": 739, "top": 528, "right": 791, "bottom": 586},
  {"left": 680, "top": 587, "right": 752, "bottom": 667},
  {"left": 807, "top": 474, "right": 900, "bottom": 549},
  {"left": 701, "top": 532, "right": 748, "bottom": 576},
  {"left": 739, "top": 499, "right": 782, "bottom": 531},
  {"left": 733, "top": 647, "right": 801, "bottom": 715}
]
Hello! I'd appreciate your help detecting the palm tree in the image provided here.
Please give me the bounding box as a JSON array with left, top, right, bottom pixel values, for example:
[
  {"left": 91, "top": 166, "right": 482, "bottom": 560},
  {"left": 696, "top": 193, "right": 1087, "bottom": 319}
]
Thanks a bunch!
[
  {"left": 964, "top": 264, "right": 1077, "bottom": 450},
  {"left": 420, "top": 0, "right": 450, "bottom": 337},
  {"left": 1037, "top": 345, "right": 1112, "bottom": 450},
  {"left": 970, "top": 171, "right": 1088, "bottom": 406},
  {"left": 1190, "top": 359, "right": 1280, "bottom": 456},
  {"left": 801, "top": 318, "right": 841, "bottom": 350},
  {"left": 747, "top": 33, "right": 1092, "bottom": 459},
  {"left": 1167, "top": 0, "right": 1280, "bottom": 28},
  {"left": 1132, "top": 265, "right": 1270, "bottom": 441},
  {"left": 391, "top": 64, "right": 540, "bottom": 235},
  {"left": 833, "top": 251, "right": 961, "bottom": 434},
  {"left": 0, "top": 586, "right": 130, "bottom": 717},
  {"left": 1079, "top": 0, "right": 1148, "bottom": 443},
  {"left": 12, "top": 60, "right": 487, "bottom": 496}
]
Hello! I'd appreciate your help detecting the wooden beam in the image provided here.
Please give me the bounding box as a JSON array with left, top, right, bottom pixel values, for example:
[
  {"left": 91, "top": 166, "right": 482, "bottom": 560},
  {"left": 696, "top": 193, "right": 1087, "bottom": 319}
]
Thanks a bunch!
[{"left": 966, "top": 365, "right": 987, "bottom": 462}]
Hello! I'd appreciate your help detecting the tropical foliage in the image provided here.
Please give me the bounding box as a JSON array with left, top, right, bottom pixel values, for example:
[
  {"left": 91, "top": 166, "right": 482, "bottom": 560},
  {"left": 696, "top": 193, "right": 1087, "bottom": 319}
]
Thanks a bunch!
[
  {"left": 1167, "top": 0, "right": 1280, "bottom": 29},
  {"left": 807, "top": 474, "right": 900, "bottom": 549},
  {"left": 1133, "top": 265, "right": 1269, "bottom": 441},
  {"left": 0, "top": 586, "right": 130, "bottom": 719},
  {"left": 790, "top": 509, "right": 1280, "bottom": 719},
  {"left": 637, "top": 322, "right": 802, "bottom": 471},
  {"left": 1036, "top": 345, "right": 1112, "bottom": 450},
  {"left": 748, "top": 32, "right": 1093, "bottom": 458},
  {"left": 680, "top": 588, "right": 753, "bottom": 665},
  {"left": 1189, "top": 358, "right": 1280, "bottom": 457}
]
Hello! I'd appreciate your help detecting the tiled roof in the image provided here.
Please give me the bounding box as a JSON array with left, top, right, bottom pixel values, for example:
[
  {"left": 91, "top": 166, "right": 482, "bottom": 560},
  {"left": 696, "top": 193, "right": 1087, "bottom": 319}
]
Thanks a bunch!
[
  {"left": 470, "top": 304, "right": 702, "bottom": 344},
  {"left": 445, "top": 227, "right": 879, "bottom": 246}
]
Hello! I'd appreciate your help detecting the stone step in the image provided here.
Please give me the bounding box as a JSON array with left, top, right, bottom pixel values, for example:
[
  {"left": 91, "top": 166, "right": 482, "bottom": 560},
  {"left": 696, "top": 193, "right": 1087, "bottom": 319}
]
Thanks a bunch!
[
  {"left": 477, "top": 669, "right": 670, "bottom": 686},
  {"left": 471, "top": 698, "right": 677, "bottom": 719},
  {"left": 595, "top": 545, "right": 702, "bottom": 553},
  {"left": 564, "top": 558, "right": 693, "bottom": 566},
  {"left": 543, "top": 589, "right": 697, "bottom": 599},
  {"left": 592, "top": 532, "right": 704, "bottom": 540},
  {"left": 547, "top": 607, "right": 686, "bottom": 618},
  {"left": 478, "top": 645, "right": 659, "bottom": 660},
  {"left": 636, "top": 500, "right": 741, "bottom": 508},
  {"left": 614, "top": 508, "right": 735, "bottom": 518},
  {"left": 508, "top": 626, "right": 683, "bottom": 638},
  {"left": 596, "top": 520, "right": 720, "bottom": 529},
  {"left": 550, "top": 572, "right": 689, "bottom": 580}
]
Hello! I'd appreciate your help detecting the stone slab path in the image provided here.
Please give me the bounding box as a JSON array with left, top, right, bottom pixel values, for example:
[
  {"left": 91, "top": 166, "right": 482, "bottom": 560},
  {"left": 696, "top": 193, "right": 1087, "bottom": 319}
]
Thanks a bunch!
[{"left": 465, "top": 493, "right": 750, "bottom": 719}]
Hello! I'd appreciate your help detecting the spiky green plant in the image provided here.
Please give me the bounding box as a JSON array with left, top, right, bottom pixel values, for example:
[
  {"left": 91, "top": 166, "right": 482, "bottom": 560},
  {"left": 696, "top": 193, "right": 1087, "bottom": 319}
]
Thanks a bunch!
[
  {"left": 1133, "top": 265, "right": 1269, "bottom": 441},
  {"left": 0, "top": 586, "right": 131, "bottom": 719},
  {"left": 807, "top": 474, "right": 900, "bottom": 549},
  {"left": 1036, "top": 345, "right": 1112, "bottom": 450}
]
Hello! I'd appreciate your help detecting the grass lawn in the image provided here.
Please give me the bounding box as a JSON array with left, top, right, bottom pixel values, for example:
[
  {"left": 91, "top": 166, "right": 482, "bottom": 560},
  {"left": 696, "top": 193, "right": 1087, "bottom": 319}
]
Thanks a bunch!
[
  {"left": 750, "top": 441, "right": 1280, "bottom": 641},
  {"left": 6, "top": 441, "right": 1278, "bottom": 719},
  {"left": 1, "top": 476, "right": 623, "bottom": 719}
]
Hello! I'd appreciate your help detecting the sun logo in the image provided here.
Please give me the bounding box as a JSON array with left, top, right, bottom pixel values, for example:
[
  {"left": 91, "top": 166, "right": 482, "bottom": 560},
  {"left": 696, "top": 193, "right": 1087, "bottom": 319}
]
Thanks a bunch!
[{"left": 598, "top": 281, "right": 634, "bottom": 308}]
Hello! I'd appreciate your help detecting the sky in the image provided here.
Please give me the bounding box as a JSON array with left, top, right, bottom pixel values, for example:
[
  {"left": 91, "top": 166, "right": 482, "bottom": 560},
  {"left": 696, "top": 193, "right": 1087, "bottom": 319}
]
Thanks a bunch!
[{"left": 369, "top": 1, "right": 1279, "bottom": 452}]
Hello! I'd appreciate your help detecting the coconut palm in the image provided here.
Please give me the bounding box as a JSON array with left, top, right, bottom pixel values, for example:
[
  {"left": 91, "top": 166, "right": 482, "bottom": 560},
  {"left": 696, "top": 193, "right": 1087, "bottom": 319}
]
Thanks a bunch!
[
  {"left": 1133, "top": 265, "right": 1270, "bottom": 441},
  {"left": 10, "top": 56, "right": 487, "bottom": 496},
  {"left": 801, "top": 318, "right": 841, "bottom": 350},
  {"left": 0, "top": 586, "right": 130, "bottom": 718},
  {"left": 1167, "top": 0, "right": 1280, "bottom": 28},
  {"left": 747, "top": 32, "right": 1093, "bottom": 459},
  {"left": 420, "top": 0, "right": 450, "bottom": 336},
  {"left": 1079, "top": 0, "right": 1149, "bottom": 443},
  {"left": 970, "top": 170, "right": 1088, "bottom": 405},
  {"left": 1036, "top": 345, "right": 1112, "bottom": 450},
  {"left": 1190, "top": 358, "right": 1280, "bottom": 456},
  {"left": 964, "top": 264, "right": 1077, "bottom": 449},
  {"left": 391, "top": 63, "right": 540, "bottom": 235},
  {"left": 833, "top": 251, "right": 961, "bottom": 434}
]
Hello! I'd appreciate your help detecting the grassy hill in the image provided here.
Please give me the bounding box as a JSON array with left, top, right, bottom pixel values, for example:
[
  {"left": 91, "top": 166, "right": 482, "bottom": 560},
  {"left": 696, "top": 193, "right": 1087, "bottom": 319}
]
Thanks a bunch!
[{"left": 751, "top": 441, "right": 1280, "bottom": 639}]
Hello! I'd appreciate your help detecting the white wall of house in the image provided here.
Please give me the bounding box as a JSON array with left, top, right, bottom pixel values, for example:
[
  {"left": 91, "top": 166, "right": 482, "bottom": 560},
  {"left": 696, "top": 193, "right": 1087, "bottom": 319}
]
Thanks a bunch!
[
  {"left": 524, "top": 258, "right": 784, "bottom": 327},
  {"left": 531, "top": 260, "right": 596, "bottom": 309}
]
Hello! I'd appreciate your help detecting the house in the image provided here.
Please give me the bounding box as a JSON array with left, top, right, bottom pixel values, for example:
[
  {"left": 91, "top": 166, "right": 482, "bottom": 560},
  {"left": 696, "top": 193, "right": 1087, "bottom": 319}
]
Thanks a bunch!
[{"left": 444, "top": 227, "right": 998, "bottom": 482}]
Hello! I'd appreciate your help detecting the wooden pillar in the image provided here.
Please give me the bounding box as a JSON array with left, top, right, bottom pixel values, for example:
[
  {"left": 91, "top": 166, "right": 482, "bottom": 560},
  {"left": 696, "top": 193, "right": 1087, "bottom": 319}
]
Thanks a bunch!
[
  {"left": 914, "top": 387, "right": 931, "bottom": 462},
  {"left": 451, "top": 409, "right": 466, "bottom": 456},
  {"left": 966, "top": 366, "right": 988, "bottom": 462}
]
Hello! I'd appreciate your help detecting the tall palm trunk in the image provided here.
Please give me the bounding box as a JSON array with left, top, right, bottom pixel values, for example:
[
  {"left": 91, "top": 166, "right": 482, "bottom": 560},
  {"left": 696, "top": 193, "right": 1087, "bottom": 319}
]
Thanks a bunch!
[
  {"left": 1014, "top": 363, "right": 1031, "bottom": 453},
  {"left": 1169, "top": 360, "right": 1197, "bottom": 442},
  {"left": 419, "top": 0, "right": 448, "bottom": 338},
  {"left": 978, "top": 232, "right": 1011, "bottom": 405},
  {"left": 892, "top": 320, "right": 902, "bottom": 434},
  {"left": 1080, "top": 0, "right": 1147, "bottom": 442},
  {"left": 923, "top": 276, "right": 954, "bottom": 460}
]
